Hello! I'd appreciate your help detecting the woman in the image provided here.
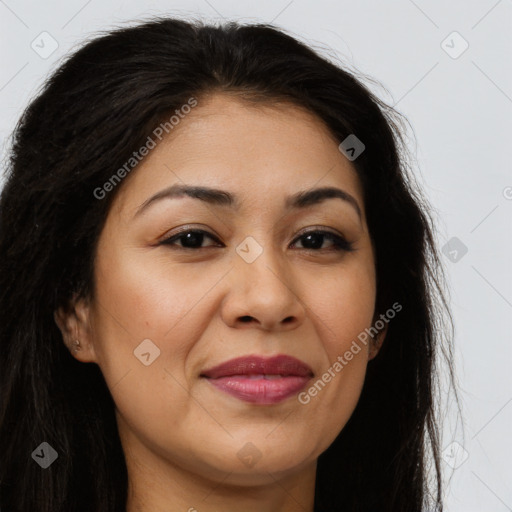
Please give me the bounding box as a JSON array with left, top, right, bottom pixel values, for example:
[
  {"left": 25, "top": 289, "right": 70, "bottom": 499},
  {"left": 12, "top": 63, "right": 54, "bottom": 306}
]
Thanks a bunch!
[{"left": 0, "top": 17, "right": 458, "bottom": 512}]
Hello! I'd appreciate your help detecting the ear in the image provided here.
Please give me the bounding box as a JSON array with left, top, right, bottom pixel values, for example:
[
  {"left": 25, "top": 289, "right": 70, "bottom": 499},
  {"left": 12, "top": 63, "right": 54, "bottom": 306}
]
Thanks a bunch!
[
  {"left": 368, "top": 320, "right": 388, "bottom": 361},
  {"left": 54, "top": 294, "right": 97, "bottom": 363}
]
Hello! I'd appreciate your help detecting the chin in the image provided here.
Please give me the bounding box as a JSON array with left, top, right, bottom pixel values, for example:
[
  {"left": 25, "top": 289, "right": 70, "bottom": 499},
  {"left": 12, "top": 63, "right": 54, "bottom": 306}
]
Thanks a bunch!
[{"left": 190, "top": 439, "right": 318, "bottom": 486}]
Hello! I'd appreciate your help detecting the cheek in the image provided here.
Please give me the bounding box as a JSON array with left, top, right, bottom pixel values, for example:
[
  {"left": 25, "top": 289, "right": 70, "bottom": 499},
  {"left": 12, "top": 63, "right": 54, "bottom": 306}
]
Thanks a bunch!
[
  {"left": 89, "top": 243, "right": 233, "bottom": 404},
  {"left": 298, "top": 257, "right": 376, "bottom": 431},
  {"left": 89, "top": 247, "right": 212, "bottom": 431},
  {"left": 93, "top": 245, "right": 220, "bottom": 342},
  {"left": 314, "top": 255, "right": 376, "bottom": 353}
]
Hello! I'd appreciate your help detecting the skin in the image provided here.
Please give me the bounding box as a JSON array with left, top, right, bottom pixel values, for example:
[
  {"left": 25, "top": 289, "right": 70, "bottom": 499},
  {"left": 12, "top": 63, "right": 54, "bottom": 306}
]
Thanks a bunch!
[{"left": 55, "top": 92, "right": 386, "bottom": 512}]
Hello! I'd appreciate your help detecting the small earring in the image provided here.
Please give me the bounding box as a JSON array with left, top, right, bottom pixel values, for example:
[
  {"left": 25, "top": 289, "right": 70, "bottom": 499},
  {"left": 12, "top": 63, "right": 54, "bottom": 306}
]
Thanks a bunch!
[{"left": 72, "top": 339, "right": 81, "bottom": 353}]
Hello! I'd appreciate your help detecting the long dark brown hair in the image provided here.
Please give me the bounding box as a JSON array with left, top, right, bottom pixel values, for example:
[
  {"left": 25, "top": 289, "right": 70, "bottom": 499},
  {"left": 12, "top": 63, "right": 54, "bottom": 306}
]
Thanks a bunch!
[{"left": 0, "top": 17, "right": 459, "bottom": 511}]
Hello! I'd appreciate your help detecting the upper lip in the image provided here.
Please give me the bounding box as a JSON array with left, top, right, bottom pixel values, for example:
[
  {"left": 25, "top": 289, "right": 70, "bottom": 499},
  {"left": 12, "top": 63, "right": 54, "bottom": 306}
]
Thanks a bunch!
[{"left": 200, "top": 354, "right": 314, "bottom": 379}]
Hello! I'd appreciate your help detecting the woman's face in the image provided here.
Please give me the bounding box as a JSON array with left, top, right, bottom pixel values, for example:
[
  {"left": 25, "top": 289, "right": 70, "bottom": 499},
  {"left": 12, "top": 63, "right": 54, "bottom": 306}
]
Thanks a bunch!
[{"left": 65, "top": 93, "right": 382, "bottom": 486}]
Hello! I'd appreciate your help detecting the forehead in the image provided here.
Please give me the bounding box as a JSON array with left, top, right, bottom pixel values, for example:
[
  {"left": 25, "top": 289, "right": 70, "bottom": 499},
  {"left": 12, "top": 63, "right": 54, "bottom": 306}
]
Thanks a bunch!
[
  {"left": 110, "top": 92, "right": 364, "bottom": 219},
  {"left": 163, "top": 92, "right": 342, "bottom": 158}
]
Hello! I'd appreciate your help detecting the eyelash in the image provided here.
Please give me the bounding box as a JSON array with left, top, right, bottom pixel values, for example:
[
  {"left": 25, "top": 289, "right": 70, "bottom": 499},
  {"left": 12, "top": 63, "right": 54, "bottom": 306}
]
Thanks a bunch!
[{"left": 159, "top": 228, "right": 355, "bottom": 253}]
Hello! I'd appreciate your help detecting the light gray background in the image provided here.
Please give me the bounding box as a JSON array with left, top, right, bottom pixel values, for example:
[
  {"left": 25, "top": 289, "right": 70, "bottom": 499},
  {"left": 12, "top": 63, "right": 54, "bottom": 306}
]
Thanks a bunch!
[{"left": 1, "top": 1, "right": 511, "bottom": 510}]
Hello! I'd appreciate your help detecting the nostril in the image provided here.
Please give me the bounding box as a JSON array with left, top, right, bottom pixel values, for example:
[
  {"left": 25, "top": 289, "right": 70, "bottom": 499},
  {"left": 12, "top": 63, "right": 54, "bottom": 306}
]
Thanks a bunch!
[{"left": 240, "top": 316, "right": 253, "bottom": 323}]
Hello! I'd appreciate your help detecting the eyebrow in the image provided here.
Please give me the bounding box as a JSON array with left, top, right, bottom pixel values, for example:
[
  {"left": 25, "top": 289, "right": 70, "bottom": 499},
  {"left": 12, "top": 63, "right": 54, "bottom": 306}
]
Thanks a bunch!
[{"left": 134, "top": 184, "right": 362, "bottom": 221}]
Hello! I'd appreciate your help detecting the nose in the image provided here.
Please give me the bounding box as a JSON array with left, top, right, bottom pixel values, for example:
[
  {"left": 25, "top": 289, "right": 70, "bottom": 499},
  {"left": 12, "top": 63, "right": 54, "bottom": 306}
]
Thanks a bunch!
[{"left": 220, "top": 243, "right": 306, "bottom": 332}]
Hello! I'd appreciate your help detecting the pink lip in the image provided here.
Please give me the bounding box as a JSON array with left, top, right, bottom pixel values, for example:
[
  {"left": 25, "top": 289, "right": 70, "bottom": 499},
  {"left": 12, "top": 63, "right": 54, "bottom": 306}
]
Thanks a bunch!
[{"left": 201, "top": 355, "right": 313, "bottom": 404}]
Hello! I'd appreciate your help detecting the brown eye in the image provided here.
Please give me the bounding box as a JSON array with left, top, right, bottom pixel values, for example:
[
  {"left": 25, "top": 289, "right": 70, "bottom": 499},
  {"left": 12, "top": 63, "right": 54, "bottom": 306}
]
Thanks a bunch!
[
  {"left": 291, "top": 230, "right": 354, "bottom": 252},
  {"left": 160, "top": 229, "right": 222, "bottom": 249}
]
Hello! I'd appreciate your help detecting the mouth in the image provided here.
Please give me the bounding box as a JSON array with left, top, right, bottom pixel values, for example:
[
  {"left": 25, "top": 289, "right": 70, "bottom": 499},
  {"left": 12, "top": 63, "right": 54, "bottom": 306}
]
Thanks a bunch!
[{"left": 200, "top": 354, "right": 314, "bottom": 404}]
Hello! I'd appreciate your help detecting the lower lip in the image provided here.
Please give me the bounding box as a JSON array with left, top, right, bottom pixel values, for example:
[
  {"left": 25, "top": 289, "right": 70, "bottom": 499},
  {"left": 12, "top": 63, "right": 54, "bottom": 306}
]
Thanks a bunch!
[{"left": 204, "top": 375, "right": 311, "bottom": 404}]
